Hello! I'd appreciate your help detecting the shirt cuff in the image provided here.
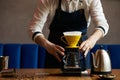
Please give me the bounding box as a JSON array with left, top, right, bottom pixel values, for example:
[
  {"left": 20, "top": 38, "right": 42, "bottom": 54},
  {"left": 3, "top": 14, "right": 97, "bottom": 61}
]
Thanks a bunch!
[
  {"left": 32, "top": 32, "right": 42, "bottom": 41},
  {"left": 96, "top": 26, "right": 105, "bottom": 37}
]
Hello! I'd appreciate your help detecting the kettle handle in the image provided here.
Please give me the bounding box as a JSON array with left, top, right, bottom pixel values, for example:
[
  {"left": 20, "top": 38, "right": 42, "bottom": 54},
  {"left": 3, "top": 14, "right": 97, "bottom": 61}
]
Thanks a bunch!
[{"left": 91, "top": 52, "right": 98, "bottom": 68}]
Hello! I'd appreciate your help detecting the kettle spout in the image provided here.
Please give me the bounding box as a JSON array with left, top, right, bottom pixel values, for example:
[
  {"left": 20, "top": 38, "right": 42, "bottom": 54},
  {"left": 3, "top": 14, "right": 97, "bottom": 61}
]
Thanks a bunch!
[{"left": 91, "top": 53, "right": 98, "bottom": 68}]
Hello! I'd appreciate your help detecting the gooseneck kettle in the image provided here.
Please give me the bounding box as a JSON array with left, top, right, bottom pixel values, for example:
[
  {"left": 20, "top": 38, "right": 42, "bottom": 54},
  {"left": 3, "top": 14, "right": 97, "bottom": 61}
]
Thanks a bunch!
[{"left": 91, "top": 45, "right": 112, "bottom": 75}]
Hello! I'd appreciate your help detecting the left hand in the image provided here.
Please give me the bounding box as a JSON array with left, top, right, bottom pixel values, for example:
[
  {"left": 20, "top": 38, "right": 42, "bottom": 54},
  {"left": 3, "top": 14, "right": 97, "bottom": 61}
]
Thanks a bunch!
[
  {"left": 79, "top": 38, "right": 97, "bottom": 57},
  {"left": 79, "top": 29, "right": 104, "bottom": 57}
]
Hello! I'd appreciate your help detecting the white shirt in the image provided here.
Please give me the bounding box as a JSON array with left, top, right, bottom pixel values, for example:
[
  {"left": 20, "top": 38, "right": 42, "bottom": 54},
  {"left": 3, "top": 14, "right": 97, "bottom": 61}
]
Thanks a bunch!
[{"left": 29, "top": 0, "right": 109, "bottom": 40}]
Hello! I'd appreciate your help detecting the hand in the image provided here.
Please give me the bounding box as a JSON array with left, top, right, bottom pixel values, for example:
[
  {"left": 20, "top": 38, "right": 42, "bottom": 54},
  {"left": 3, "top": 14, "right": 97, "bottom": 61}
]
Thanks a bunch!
[
  {"left": 34, "top": 34, "right": 65, "bottom": 62},
  {"left": 79, "top": 29, "right": 104, "bottom": 57},
  {"left": 79, "top": 38, "right": 96, "bottom": 57},
  {"left": 45, "top": 41, "right": 65, "bottom": 62}
]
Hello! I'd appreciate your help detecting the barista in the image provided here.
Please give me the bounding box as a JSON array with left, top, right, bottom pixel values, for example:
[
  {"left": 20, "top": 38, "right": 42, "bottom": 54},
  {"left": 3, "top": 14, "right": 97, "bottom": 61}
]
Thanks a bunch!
[{"left": 28, "top": 0, "right": 109, "bottom": 70}]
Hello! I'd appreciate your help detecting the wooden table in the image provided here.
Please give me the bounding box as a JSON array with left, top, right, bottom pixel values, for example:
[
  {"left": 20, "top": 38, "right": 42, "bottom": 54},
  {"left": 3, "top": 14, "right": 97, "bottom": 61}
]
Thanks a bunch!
[{"left": 0, "top": 69, "right": 120, "bottom": 80}]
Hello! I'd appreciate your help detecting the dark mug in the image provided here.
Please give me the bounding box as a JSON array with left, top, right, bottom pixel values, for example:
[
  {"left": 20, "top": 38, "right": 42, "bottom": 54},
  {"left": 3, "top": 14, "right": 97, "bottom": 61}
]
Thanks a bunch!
[{"left": 0, "top": 56, "right": 9, "bottom": 72}]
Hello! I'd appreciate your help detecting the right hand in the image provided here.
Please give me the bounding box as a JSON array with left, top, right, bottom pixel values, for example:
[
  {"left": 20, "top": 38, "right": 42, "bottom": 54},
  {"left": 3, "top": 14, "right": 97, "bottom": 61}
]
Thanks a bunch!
[
  {"left": 34, "top": 34, "right": 65, "bottom": 62},
  {"left": 45, "top": 41, "right": 65, "bottom": 62}
]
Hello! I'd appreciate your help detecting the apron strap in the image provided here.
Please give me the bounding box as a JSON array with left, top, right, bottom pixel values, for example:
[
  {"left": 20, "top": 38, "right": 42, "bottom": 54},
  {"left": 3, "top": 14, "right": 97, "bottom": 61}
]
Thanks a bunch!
[{"left": 58, "top": 0, "right": 62, "bottom": 10}]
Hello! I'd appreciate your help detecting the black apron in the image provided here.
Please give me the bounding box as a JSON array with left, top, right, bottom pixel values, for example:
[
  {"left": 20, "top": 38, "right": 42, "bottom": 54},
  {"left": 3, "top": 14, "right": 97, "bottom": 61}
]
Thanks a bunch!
[{"left": 45, "top": 0, "right": 87, "bottom": 71}]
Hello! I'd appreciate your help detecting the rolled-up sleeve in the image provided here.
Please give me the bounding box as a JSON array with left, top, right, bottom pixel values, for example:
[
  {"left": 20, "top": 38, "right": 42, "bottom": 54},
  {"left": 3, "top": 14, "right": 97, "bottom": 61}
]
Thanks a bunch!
[
  {"left": 90, "top": 0, "right": 109, "bottom": 36},
  {"left": 28, "top": 0, "right": 50, "bottom": 40}
]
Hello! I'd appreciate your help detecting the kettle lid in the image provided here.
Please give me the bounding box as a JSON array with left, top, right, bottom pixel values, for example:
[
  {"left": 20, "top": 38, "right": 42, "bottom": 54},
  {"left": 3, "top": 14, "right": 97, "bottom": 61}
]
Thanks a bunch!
[
  {"left": 95, "top": 45, "right": 108, "bottom": 54},
  {"left": 99, "top": 45, "right": 104, "bottom": 50}
]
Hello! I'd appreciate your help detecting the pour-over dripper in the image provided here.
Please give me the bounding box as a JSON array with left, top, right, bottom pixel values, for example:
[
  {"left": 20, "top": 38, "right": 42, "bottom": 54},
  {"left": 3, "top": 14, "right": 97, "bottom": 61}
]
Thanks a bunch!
[{"left": 61, "top": 31, "right": 82, "bottom": 48}]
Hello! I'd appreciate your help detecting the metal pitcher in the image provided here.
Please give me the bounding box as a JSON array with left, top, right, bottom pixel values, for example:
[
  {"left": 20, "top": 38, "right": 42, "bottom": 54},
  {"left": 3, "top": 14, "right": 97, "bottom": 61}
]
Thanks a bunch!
[{"left": 91, "top": 46, "right": 112, "bottom": 74}]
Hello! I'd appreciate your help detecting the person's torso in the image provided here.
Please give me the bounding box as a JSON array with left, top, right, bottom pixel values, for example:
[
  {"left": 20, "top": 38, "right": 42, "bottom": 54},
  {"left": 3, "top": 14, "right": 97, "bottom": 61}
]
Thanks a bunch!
[
  {"left": 45, "top": 0, "right": 89, "bottom": 29},
  {"left": 48, "top": 0, "right": 87, "bottom": 47}
]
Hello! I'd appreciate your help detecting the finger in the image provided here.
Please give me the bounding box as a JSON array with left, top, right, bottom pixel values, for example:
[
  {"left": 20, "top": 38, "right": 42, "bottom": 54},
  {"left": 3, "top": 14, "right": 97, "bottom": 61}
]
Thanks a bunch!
[
  {"left": 56, "top": 52, "right": 64, "bottom": 60},
  {"left": 56, "top": 45, "right": 65, "bottom": 56},
  {"left": 56, "top": 56, "right": 61, "bottom": 62},
  {"left": 82, "top": 45, "right": 87, "bottom": 51},
  {"left": 79, "top": 41, "right": 86, "bottom": 49},
  {"left": 54, "top": 52, "right": 61, "bottom": 62},
  {"left": 84, "top": 48, "right": 89, "bottom": 57},
  {"left": 56, "top": 45, "right": 65, "bottom": 52},
  {"left": 79, "top": 44, "right": 87, "bottom": 52}
]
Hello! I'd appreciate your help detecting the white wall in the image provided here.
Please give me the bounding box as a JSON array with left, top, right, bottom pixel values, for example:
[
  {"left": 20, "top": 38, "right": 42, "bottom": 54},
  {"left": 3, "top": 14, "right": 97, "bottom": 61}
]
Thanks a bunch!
[{"left": 0, "top": 0, "right": 120, "bottom": 44}]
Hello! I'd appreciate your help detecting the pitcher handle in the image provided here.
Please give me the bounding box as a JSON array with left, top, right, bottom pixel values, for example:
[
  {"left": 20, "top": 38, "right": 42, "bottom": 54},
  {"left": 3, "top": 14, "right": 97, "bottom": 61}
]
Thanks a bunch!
[{"left": 62, "top": 55, "right": 67, "bottom": 65}]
